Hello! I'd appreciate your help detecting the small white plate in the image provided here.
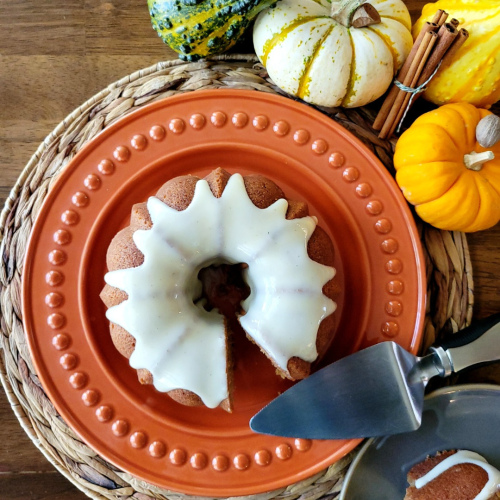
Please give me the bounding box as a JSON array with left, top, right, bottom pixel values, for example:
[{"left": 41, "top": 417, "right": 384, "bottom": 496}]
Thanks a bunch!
[{"left": 340, "top": 384, "right": 500, "bottom": 500}]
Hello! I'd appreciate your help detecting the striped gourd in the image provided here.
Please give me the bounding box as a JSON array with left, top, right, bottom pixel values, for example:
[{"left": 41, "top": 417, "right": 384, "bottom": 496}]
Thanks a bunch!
[
  {"left": 149, "top": 0, "right": 277, "bottom": 61},
  {"left": 253, "top": 0, "right": 413, "bottom": 108},
  {"left": 414, "top": 0, "right": 500, "bottom": 108}
]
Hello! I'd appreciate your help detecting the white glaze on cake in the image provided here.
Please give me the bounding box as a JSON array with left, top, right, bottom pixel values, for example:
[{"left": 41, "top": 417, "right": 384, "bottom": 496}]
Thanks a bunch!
[
  {"left": 415, "top": 450, "right": 500, "bottom": 500},
  {"left": 104, "top": 174, "right": 336, "bottom": 408}
]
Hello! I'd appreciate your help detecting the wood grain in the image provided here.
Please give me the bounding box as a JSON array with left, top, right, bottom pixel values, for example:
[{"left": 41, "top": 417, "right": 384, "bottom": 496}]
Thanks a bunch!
[{"left": 0, "top": 1, "right": 498, "bottom": 499}]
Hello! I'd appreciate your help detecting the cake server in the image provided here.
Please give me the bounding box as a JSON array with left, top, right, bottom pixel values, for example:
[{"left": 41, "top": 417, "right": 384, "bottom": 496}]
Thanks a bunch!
[{"left": 250, "top": 313, "right": 500, "bottom": 440}]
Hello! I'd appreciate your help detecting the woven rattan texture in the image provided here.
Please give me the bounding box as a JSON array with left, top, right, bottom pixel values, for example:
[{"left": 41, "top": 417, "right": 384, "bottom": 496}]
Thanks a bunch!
[{"left": 0, "top": 55, "right": 474, "bottom": 500}]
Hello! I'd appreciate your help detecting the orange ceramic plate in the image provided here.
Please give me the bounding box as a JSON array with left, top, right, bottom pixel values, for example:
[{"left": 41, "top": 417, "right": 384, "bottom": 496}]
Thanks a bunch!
[{"left": 23, "top": 89, "right": 425, "bottom": 496}]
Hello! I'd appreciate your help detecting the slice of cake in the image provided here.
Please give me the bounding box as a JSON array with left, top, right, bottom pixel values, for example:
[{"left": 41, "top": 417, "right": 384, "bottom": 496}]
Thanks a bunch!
[{"left": 404, "top": 450, "right": 500, "bottom": 500}]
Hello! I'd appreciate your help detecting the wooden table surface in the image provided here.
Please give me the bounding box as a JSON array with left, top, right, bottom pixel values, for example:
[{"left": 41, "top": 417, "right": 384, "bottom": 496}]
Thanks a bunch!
[{"left": 1, "top": 1, "right": 499, "bottom": 498}]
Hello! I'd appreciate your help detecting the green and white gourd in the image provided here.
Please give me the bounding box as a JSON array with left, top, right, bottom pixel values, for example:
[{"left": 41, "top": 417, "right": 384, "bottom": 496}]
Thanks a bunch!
[
  {"left": 253, "top": 0, "right": 413, "bottom": 107},
  {"left": 149, "top": 0, "right": 277, "bottom": 61}
]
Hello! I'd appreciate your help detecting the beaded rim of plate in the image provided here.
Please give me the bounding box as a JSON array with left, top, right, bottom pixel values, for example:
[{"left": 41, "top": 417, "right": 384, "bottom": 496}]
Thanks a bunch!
[{"left": 0, "top": 55, "right": 474, "bottom": 500}]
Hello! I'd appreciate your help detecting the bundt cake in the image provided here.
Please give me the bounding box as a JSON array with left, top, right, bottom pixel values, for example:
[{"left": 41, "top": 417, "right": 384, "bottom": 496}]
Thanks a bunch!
[
  {"left": 404, "top": 450, "right": 500, "bottom": 500},
  {"left": 100, "top": 168, "right": 339, "bottom": 412}
]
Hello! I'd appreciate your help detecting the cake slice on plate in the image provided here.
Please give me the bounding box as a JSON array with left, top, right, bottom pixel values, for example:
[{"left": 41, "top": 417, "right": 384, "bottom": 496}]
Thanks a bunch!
[{"left": 404, "top": 450, "right": 500, "bottom": 500}]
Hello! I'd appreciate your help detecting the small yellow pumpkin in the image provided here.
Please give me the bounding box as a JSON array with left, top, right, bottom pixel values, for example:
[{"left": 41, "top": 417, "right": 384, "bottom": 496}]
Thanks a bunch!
[
  {"left": 394, "top": 103, "right": 500, "bottom": 232},
  {"left": 413, "top": 0, "right": 500, "bottom": 108}
]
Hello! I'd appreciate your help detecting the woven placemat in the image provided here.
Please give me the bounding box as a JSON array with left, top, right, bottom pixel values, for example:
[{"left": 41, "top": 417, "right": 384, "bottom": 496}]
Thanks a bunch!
[{"left": 0, "top": 55, "right": 474, "bottom": 500}]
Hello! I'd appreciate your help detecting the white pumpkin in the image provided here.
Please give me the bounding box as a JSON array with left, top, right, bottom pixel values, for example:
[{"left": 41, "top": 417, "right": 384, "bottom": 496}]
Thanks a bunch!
[{"left": 253, "top": 0, "right": 413, "bottom": 108}]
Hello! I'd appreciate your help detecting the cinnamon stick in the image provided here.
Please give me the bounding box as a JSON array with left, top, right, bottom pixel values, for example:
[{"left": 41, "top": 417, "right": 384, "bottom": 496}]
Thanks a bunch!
[
  {"left": 387, "top": 32, "right": 438, "bottom": 137},
  {"left": 449, "top": 18, "right": 460, "bottom": 28},
  {"left": 379, "top": 31, "right": 437, "bottom": 139},
  {"left": 384, "top": 25, "right": 466, "bottom": 134},
  {"left": 373, "top": 21, "right": 438, "bottom": 131},
  {"left": 432, "top": 9, "right": 448, "bottom": 26},
  {"left": 440, "top": 28, "right": 470, "bottom": 69},
  {"left": 418, "top": 23, "right": 458, "bottom": 85},
  {"left": 432, "top": 9, "right": 445, "bottom": 23},
  {"left": 436, "top": 10, "right": 449, "bottom": 26}
]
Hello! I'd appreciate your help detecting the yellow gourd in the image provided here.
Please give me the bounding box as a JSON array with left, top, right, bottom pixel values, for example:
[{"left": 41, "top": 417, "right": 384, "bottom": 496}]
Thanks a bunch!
[
  {"left": 413, "top": 0, "right": 500, "bottom": 108},
  {"left": 394, "top": 103, "right": 500, "bottom": 232}
]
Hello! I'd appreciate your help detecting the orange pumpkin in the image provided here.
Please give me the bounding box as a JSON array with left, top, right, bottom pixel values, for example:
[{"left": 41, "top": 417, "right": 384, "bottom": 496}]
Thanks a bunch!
[{"left": 394, "top": 102, "right": 500, "bottom": 232}]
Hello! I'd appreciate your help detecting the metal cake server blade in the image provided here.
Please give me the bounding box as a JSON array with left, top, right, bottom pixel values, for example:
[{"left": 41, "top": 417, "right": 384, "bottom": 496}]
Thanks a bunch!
[{"left": 250, "top": 313, "right": 500, "bottom": 440}]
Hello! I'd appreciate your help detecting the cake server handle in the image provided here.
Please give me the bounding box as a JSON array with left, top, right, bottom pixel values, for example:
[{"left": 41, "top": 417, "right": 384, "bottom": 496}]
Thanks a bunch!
[{"left": 428, "top": 313, "right": 500, "bottom": 376}]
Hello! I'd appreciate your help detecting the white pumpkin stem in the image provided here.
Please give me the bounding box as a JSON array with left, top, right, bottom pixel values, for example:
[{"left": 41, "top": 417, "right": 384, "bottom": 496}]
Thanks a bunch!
[
  {"left": 330, "top": 0, "right": 379, "bottom": 28},
  {"left": 352, "top": 4, "right": 381, "bottom": 27},
  {"left": 463, "top": 151, "right": 495, "bottom": 171}
]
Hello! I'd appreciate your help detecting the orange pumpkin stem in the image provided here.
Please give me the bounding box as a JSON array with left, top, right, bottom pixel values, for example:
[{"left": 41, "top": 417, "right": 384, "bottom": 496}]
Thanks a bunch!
[{"left": 463, "top": 151, "right": 495, "bottom": 171}]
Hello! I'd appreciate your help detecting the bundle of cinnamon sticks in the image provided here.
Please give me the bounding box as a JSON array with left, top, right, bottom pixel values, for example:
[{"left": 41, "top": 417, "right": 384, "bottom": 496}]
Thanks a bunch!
[{"left": 374, "top": 10, "right": 469, "bottom": 139}]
